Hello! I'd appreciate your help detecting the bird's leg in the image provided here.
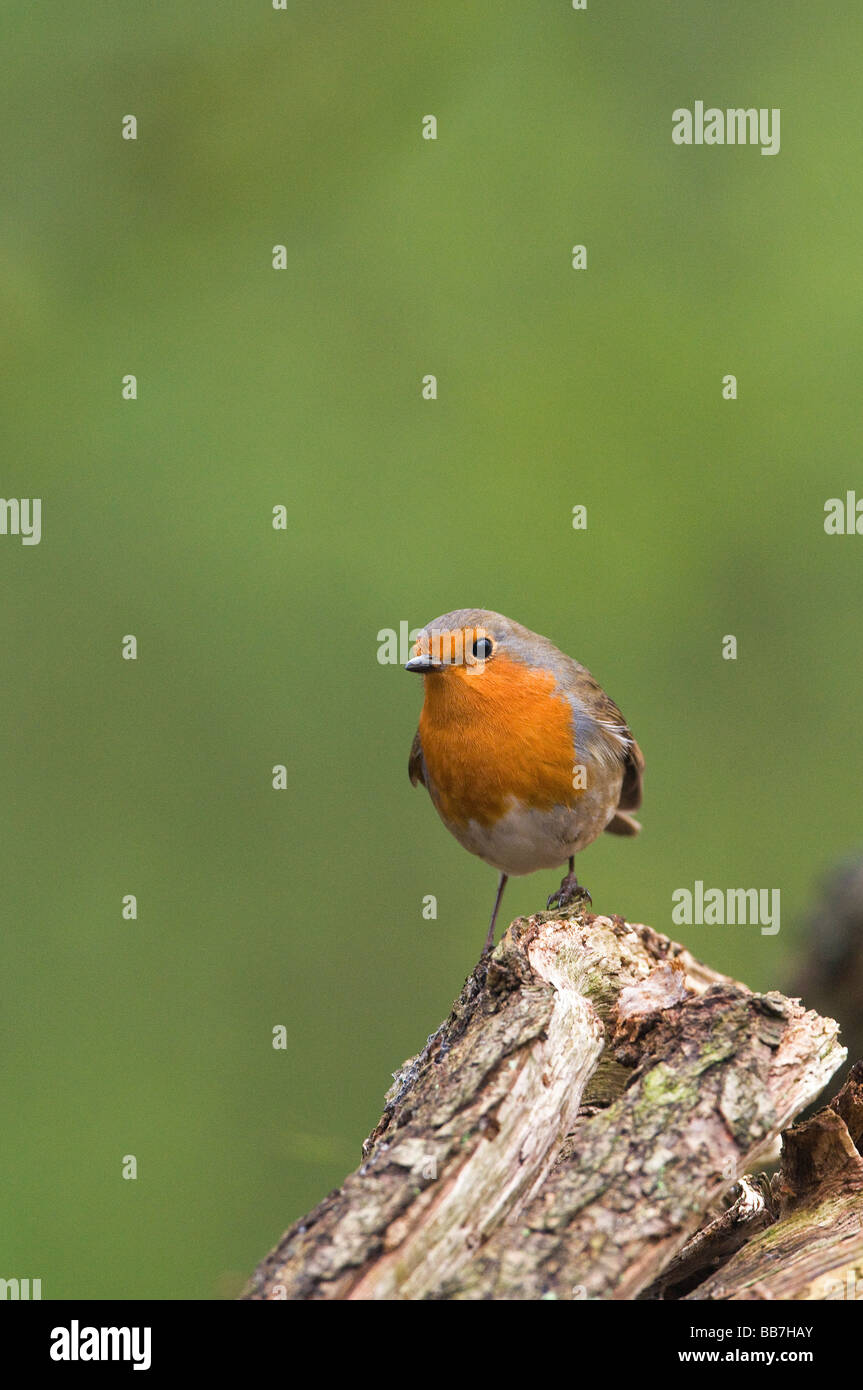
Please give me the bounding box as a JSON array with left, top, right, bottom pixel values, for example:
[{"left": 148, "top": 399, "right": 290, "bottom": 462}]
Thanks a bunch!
[
  {"left": 547, "top": 855, "right": 592, "bottom": 911},
  {"left": 484, "top": 872, "right": 508, "bottom": 955}
]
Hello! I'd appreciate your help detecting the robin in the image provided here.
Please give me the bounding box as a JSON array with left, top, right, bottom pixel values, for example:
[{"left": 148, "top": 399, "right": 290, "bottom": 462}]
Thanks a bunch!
[{"left": 406, "top": 609, "right": 644, "bottom": 954}]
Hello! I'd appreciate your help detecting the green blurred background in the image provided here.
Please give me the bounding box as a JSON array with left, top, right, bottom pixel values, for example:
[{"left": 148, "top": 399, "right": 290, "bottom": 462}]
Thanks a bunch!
[{"left": 2, "top": 1, "right": 861, "bottom": 1298}]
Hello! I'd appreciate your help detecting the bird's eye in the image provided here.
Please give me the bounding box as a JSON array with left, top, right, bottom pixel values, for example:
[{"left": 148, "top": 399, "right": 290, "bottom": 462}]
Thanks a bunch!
[{"left": 472, "top": 636, "right": 493, "bottom": 660}]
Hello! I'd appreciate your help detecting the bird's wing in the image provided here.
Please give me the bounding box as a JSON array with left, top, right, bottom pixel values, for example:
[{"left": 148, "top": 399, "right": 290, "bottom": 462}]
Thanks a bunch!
[
  {"left": 408, "top": 729, "right": 427, "bottom": 787},
  {"left": 563, "top": 661, "right": 644, "bottom": 816},
  {"left": 617, "top": 735, "right": 644, "bottom": 812},
  {"left": 604, "top": 731, "right": 644, "bottom": 834}
]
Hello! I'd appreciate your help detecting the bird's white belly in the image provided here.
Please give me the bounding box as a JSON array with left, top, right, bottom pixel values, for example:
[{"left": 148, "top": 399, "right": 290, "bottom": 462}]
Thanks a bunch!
[{"left": 447, "top": 796, "right": 612, "bottom": 877}]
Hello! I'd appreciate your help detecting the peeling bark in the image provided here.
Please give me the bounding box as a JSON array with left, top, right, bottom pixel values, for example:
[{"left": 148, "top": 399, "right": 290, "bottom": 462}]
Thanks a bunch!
[{"left": 242, "top": 909, "right": 847, "bottom": 1301}]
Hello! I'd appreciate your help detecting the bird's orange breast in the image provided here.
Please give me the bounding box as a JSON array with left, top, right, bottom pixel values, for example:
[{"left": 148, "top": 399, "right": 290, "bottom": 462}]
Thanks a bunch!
[{"left": 418, "top": 654, "right": 578, "bottom": 829}]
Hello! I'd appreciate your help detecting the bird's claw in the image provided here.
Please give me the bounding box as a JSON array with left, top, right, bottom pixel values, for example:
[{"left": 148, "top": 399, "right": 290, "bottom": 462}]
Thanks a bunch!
[{"left": 547, "top": 872, "right": 592, "bottom": 912}]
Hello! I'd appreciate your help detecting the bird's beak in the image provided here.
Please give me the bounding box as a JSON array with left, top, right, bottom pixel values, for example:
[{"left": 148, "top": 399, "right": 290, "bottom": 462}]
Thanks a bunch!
[{"left": 404, "top": 655, "right": 443, "bottom": 673}]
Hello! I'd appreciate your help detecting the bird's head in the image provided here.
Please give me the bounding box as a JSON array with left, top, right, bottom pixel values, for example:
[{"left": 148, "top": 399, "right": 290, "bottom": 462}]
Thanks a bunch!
[{"left": 404, "top": 609, "right": 505, "bottom": 682}]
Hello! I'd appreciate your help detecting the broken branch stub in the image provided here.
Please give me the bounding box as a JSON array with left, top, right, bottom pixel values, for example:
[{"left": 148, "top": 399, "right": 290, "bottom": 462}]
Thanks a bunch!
[{"left": 686, "top": 1063, "right": 863, "bottom": 1300}]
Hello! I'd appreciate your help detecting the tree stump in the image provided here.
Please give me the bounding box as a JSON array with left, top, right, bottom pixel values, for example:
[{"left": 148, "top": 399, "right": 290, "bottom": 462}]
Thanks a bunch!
[{"left": 243, "top": 906, "right": 854, "bottom": 1301}]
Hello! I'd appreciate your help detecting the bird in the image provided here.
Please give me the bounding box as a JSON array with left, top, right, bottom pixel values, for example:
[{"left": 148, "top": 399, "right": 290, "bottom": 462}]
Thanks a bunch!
[{"left": 405, "top": 609, "right": 644, "bottom": 955}]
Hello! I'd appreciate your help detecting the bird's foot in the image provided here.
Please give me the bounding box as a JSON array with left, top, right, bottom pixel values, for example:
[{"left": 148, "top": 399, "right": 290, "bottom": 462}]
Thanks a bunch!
[{"left": 547, "top": 872, "right": 592, "bottom": 912}]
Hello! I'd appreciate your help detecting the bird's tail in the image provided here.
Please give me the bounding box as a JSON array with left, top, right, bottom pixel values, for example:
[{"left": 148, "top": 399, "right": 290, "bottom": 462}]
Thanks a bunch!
[{"left": 604, "top": 811, "right": 641, "bottom": 837}]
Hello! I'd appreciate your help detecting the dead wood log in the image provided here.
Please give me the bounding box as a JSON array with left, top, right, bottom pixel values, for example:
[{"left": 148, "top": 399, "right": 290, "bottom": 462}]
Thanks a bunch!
[
  {"left": 682, "top": 1063, "right": 863, "bottom": 1300},
  {"left": 242, "top": 907, "right": 846, "bottom": 1301}
]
